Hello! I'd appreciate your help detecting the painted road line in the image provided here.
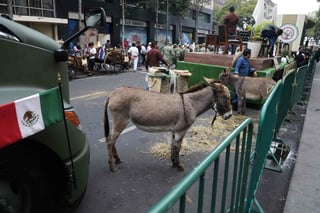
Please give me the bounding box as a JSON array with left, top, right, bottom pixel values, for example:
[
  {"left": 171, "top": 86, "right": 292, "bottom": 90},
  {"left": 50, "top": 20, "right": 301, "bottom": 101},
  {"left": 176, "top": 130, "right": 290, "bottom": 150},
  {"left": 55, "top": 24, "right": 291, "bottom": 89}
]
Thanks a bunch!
[
  {"left": 71, "top": 91, "right": 108, "bottom": 101},
  {"left": 98, "top": 125, "right": 137, "bottom": 143}
]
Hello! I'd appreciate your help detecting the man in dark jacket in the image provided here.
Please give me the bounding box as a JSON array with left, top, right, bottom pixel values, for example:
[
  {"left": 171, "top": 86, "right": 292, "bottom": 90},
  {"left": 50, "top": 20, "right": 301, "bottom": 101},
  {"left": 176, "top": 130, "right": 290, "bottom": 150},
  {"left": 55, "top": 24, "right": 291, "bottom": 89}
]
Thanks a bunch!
[
  {"left": 145, "top": 42, "right": 169, "bottom": 70},
  {"left": 261, "top": 24, "right": 283, "bottom": 57},
  {"left": 223, "top": 6, "right": 239, "bottom": 54},
  {"left": 224, "top": 6, "right": 239, "bottom": 36}
]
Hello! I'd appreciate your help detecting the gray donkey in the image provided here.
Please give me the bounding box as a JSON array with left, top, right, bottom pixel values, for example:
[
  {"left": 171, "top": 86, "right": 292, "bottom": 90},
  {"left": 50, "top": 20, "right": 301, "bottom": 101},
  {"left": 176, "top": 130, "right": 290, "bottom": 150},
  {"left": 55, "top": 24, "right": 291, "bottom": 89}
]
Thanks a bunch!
[
  {"left": 104, "top": 78, "right": 233, "bottom": 172},
  {"left": 219, "top": 68, "right": 276, "bottom": 114}
]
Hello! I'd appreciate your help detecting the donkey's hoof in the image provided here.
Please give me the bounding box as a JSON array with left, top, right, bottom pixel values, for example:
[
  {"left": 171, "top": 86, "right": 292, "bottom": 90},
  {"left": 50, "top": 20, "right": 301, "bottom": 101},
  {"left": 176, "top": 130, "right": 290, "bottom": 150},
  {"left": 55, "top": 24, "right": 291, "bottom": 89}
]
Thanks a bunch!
[
  {"left": 177, "top": 165, "right": 185, "bottom": 171},
  {"left": 173, "top": 163, "right": 185, "bottom": 171},
  {"left": 109, "top": 166, "right": 118, "bottom": 173},
  {"left": 237, "top": 110, "right": 245, "bottom": 115},
  {"left": 115, "top": 159, "right": 122, "bottom": 164}
]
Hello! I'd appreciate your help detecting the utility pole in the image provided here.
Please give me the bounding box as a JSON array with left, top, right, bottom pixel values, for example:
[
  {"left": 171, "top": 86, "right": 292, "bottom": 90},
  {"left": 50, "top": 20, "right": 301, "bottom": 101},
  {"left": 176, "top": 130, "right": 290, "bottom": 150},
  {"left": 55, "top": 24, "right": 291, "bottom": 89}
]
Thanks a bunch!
[
  {"left": 8, "top": 0, "right": 13, "bottom": 19},
  {"left": 166, "top": 0, "right": 169, "bottom": 44},
  {"left": 78, "top": 0, "right": 82, "bottom": 30},
  {"left": 121, "top": 0, "right": 125, "bottom": 49},
  {"left": 155, "top": 0, "right": 159, "bottom": 42}
]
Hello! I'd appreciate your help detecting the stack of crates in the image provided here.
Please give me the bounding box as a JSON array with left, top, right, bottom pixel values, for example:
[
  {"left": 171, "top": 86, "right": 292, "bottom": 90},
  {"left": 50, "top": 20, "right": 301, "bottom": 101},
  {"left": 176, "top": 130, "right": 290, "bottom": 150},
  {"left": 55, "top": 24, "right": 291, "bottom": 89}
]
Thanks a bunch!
[
  {"left": 146, "top": 67, "right": 171, "bottom": 93},
  {"left": 171, "top": 69, "right": 192, "bottom": 93},
  {"left": 146, "top": 67, "right": 191, "bottom": 93}
]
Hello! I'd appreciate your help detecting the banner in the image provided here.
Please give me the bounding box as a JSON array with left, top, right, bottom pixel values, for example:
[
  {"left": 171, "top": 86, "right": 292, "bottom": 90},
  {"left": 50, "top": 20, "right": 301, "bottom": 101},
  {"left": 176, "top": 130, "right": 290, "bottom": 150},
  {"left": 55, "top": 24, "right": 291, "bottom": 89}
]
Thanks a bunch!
[
  {"left": 253, "top": 0, "right": 277, "bottom": 25},
  {"left": 0, "top": 87, "right": 64, "bottom": 148}
]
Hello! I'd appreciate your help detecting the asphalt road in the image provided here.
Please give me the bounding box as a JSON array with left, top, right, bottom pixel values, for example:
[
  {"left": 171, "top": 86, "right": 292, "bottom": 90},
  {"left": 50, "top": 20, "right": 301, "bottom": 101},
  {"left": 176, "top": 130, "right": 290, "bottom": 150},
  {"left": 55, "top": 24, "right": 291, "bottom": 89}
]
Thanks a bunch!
[
  {"left": 69, "top": 70, "right": 306, "bottom": 213},
  {"left": 70, "top": 71, "right": 195, "bottom": 213}
]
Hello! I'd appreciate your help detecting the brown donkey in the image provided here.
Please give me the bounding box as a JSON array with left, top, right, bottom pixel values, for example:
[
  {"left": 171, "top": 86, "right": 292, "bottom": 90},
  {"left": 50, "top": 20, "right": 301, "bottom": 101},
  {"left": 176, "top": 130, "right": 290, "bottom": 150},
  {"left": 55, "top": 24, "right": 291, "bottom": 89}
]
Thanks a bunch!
[
  {"left": 219, "top": 68, "right": 276, "bottom": 114},
  {"left": 104, "top": 78, "right": 232, "bottom": 172}
]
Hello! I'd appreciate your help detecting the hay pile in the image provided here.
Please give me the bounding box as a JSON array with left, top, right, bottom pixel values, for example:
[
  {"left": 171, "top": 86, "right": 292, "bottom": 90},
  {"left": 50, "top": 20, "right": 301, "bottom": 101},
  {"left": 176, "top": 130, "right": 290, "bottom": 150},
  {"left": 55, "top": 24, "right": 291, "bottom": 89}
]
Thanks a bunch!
[{"left": 150, "top": 114, "right": 258, "bottom": 159}]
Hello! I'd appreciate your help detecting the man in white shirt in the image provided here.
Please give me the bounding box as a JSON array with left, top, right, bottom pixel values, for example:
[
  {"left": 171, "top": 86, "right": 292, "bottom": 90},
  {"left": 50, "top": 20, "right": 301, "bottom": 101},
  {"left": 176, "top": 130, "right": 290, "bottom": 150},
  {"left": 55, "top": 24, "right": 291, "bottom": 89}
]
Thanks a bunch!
[
  {"left": 85, "top": 42, "right": 97, "bottom": 72},
  {"left": 128, "top": 42, "right": 139, "bottom": 71}
]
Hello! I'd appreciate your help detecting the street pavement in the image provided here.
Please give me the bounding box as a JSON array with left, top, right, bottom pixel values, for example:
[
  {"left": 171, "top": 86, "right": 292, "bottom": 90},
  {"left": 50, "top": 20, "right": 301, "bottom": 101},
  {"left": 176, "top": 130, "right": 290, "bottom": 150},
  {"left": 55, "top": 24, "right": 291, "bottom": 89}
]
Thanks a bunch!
[{"left": 71, "top": 62, "right": 320, "bottom": 212}]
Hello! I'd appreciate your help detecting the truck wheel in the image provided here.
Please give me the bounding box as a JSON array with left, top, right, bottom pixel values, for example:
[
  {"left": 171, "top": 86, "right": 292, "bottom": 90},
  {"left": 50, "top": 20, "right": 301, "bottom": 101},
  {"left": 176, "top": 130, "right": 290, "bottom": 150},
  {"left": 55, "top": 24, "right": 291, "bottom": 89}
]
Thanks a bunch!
[{"left": 0, "top": 149, "right": 59, "bottom": 213}]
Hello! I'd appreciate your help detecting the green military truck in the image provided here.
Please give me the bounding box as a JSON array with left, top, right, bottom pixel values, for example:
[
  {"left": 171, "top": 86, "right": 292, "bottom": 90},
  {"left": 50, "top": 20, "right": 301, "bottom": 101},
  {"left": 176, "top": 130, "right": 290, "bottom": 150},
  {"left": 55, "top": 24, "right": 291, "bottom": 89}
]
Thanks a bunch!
[{"left": 0, "top": 8, "right": 106, "bottom": 213}]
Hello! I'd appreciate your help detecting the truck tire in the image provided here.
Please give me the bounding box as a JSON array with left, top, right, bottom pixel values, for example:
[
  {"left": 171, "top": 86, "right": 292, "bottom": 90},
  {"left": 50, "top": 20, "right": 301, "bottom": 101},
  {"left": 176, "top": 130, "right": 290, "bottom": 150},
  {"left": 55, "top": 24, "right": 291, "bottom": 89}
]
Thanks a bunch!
[{"left": 0, "top": 145, "right": 62, "bottom": 213}]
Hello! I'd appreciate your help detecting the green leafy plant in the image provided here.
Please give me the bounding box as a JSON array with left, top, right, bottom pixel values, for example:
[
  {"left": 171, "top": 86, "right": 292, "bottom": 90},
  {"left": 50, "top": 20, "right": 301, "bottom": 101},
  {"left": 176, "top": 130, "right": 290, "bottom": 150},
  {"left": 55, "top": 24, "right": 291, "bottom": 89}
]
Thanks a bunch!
[{"left": 248, "top": 21, "right": 273, "bottom": 41}]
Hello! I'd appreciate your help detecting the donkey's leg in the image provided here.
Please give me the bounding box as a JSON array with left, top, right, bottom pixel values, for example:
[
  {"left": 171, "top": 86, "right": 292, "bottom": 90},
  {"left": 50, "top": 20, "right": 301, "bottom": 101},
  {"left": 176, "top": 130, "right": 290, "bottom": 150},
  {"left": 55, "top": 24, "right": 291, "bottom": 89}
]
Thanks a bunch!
[
  {"left": 106, "top": 137, "right": 117, "bottom": 172},
  {"left": 237, "top": 92, "right": 245, "bottom": 114},
  {"left": 170, "top": 132, "right": 175, "bottom": 162},
  {"left": 171, "top": 131, "right": 187, "bottom": 171},
  {"left": 242, "top": 96, "right": 247, "bottom": 113},
  {"left": 107, "top": 112, "right": 129, "bottom": 172}
]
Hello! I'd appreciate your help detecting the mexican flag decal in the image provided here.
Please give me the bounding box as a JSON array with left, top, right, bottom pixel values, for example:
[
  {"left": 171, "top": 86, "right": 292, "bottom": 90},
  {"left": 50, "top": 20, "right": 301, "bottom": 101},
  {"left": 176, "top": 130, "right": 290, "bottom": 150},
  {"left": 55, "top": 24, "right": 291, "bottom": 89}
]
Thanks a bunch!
[{"left": 0, "top": 87, "right": 64, "bottom": 148}]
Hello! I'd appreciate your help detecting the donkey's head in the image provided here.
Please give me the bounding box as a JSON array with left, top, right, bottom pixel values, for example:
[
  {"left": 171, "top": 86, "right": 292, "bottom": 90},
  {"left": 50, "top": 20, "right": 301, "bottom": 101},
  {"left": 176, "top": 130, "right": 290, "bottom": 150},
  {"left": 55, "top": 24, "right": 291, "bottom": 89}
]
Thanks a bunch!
[
  {"left": 218, "top": 68, "right": 232, "bottom": 85},
  {"left": 204, "top": 77, "right": 232, "bottom": 120}
]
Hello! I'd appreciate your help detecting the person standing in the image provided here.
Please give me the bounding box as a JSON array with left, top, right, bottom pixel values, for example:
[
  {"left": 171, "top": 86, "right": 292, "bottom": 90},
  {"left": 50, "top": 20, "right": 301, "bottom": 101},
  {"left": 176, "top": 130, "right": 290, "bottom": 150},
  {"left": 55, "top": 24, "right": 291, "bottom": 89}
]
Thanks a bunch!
[
  {"left": 146, "top": 42, "right": 152, "bottom": 53},
  {"left": 261, "top": 24, "right": 283, "bottom": 57},
  {"left": 85, "top": 42, "right": 97, "bottom": 72},
  {"left": 223, "top": 6, "right": 239, "bottom": 54},
  {"left": 232, "top": 48, "right": 257, "bottom": 109},
  {"left": 162, "top": 43, "right": 173, "bottom": 66},
  {"left": 136, "top": 41, "right": 143, "bottom": 67},
  {"left": 145, "top": 41, "right": 169, "bottom": 71},
  {"left": 73, "top": 41, "right": 81, "bottom": 56},
  {"left": 105, "top": 40, "right": 111, "bottom": 50},
  {"left": 234, "top": 48, "right": 257, "bottom": 77},
  {"left": 140, "top": 43, "right": 147, "bottom": 65},
  {"left": 127, "top": 42, "right": 139, "bottom": 71}
]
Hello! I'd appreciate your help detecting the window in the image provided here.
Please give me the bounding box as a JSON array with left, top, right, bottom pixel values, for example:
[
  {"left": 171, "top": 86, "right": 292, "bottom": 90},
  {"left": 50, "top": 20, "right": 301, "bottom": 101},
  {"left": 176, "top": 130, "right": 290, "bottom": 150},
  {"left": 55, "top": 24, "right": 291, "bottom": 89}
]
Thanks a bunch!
[
  {"left": 43, "top": 0, "right": 52, "bottom": 9},
  {"left": 198, "top": 12, "right": 210, "bottom": 23},
  {"left": 0, "top": 1, "right": 8, "bottom": 14},
  {"left": 15, "top": 0, "right": 27, "bottom": 6},
  {"left": 6, "top": 0, "right": 56, "bottom": 17}
]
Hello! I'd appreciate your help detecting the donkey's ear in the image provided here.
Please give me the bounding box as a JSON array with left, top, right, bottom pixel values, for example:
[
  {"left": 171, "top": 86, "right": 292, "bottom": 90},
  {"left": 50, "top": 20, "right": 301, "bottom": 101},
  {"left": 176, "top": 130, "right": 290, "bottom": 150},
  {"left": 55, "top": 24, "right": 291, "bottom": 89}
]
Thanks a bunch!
[
  {"left": 203, "top": 77, "right": 211, "bottom": 84},
  {"left": 226, "top": 67, "right": 231, "bottom": 74},
  {"left": 203, "top": 77, "right": 221, "bottom": 86},
  {"left": 211, "top": 81, "right": 223, "bottom": 91}
]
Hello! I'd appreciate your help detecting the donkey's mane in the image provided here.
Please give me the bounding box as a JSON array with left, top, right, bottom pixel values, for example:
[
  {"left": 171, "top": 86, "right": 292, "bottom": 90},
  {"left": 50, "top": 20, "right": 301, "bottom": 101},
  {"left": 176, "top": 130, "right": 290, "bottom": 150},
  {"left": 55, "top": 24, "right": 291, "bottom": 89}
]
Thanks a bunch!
[
  {"left": 181, "top": 80, "right": 222, "bottom": 94},
  {"left": 180, "top": 82, "right": 207, "bottom": 94}
]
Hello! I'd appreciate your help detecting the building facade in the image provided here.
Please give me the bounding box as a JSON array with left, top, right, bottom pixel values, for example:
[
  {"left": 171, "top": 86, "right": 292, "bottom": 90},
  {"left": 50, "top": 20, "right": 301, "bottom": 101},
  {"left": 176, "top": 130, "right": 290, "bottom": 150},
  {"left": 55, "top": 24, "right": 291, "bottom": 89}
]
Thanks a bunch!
[
  {"left": 0, "top": 0, "right": 67, "bottom": 40},
  {"left": 1, "top": 0, "right": 217, "bottom": 48},
  {"left": 58, "top": 0, "right": 216, "bottom": 48}
]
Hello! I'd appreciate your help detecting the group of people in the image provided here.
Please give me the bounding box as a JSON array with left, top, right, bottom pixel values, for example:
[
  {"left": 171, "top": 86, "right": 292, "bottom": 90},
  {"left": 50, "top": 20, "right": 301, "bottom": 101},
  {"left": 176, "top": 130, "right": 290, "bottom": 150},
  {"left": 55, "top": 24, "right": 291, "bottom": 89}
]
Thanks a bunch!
[
  {"left": 224, "top": 6, "right": 283, "bottom": 57},
  {"left": 127, "top": 41, "right": 191, "bottom": 71},
  {"left": 294, "top": 47, "right": 312, "bottom": 68}
]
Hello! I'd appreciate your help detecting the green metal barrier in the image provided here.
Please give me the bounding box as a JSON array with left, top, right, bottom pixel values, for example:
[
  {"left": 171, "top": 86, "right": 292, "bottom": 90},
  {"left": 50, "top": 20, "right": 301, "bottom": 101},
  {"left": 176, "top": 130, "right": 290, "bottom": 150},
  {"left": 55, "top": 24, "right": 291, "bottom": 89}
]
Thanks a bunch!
[
  {"left": 291, "top": 55, "right": 316, "bottom": 107},
  {"left": 148, "top": 118, "right": 254, "bottom": 213},
  {"left": 262, "top": 70, "right": 296, "bottom": 172},
  {"left": 276, "top": 69, "right": 296, "bottom": 131},
  {"left": 246, "top": 81, "right": 283, "bottom": 211},
  {"left": 291, "top": 65, "right": 308, "bottom": 106}
]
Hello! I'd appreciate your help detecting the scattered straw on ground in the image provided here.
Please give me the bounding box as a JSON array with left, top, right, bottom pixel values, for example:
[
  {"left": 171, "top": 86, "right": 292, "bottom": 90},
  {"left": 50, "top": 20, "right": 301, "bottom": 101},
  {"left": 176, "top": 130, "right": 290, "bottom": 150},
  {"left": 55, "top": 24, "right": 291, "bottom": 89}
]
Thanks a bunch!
[{"left": 150, "top": 114, "right": 259, "bottom": 159}]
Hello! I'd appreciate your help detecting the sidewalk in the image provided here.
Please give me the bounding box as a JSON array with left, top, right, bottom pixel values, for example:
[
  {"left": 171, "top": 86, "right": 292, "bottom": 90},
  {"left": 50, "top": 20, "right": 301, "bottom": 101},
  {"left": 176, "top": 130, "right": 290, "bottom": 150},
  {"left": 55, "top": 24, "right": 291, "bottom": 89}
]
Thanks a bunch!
[{"left": 284, "top": 62, "right": 320, "bottom": 212}]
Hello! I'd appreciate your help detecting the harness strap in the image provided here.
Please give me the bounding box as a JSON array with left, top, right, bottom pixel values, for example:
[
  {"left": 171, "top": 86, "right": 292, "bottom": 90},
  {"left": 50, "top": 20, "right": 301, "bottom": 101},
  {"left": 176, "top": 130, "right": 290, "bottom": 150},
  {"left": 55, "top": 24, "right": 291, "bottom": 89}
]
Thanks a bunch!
[{"left": 179, "top": 93, "right": 188, "bottom": 124}]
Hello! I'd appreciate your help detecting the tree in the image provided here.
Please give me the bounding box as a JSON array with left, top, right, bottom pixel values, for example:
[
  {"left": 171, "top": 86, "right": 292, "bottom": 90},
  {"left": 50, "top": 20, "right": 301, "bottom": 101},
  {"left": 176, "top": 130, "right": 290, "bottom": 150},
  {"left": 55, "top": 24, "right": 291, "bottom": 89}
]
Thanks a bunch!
[
  {"left": 169, "top": 0, "right": 189, "bottom": 44},
  {"left": 215, "top": 0, "right": 257, "bottom": 30},
  {"left": 309, "top": 0, "right": 320, "bottom": 43},
  {"left": 189, "top": 0, "right": 210, "bottom": 43}
]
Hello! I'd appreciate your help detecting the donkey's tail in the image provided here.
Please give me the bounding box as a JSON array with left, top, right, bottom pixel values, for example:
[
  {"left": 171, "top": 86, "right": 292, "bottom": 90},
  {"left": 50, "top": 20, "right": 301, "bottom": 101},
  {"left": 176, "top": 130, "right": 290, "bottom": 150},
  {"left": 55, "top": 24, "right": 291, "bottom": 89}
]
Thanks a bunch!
[{"left": 104, "top": 97, "right": 110, "bottom": 138}]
